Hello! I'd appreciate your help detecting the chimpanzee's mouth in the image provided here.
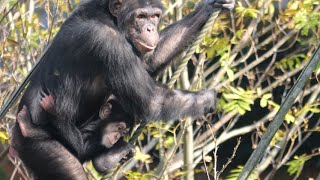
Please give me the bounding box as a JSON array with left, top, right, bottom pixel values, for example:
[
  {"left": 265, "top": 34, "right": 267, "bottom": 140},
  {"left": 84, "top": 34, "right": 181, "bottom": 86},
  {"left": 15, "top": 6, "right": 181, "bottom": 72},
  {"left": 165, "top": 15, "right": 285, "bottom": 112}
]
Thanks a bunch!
[
  {"left": 137, "top": 41, "right": 156, "bottom": 51},
  {"left": 105, "top": 136, "right": 113, "bottom": 147}
]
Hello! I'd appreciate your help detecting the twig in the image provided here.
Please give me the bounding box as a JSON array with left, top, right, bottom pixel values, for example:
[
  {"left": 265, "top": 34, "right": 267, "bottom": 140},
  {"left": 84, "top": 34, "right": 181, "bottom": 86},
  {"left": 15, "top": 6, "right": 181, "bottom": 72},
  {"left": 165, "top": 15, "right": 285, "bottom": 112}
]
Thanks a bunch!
[
  {"left": 9, "top": 156, "right": 29, "bottom": 180},
  {"left": 214, "top": 30, "right": 296, "bottom": 90},
  {"left": 202, "top": 151, "right": 211, "bottom": 180},
  {"left": 257, "top": 86, "right": 320, "bottom": 173},
  {"left": 10, "top": 161, "right": 20, "bottom": 180},
  {"left": 0, "top": 146, "right": 9, "bottom": 162},
  {"left": 217, "top": 138, "right": 241, "bottom": 179},
  {"left": 254, "top": 50, "right": 277, "bottom": 88},
  {"left": 0, "top": 0, "right": 24, "bottom": 25},
  {"left": 47, "top": 0, "right": 60, "bottom": 43}
]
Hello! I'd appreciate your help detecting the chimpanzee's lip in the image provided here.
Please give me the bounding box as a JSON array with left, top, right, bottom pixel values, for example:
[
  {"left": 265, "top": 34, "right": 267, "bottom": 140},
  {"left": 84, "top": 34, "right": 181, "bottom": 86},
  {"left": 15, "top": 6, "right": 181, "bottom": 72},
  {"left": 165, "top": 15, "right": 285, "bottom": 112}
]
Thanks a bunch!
[
  {"left": 137, "top": 41, "right": 156, "bottom": 51},
  {"left": 106, "top": 136, "right": 113, "bottom": 146}
]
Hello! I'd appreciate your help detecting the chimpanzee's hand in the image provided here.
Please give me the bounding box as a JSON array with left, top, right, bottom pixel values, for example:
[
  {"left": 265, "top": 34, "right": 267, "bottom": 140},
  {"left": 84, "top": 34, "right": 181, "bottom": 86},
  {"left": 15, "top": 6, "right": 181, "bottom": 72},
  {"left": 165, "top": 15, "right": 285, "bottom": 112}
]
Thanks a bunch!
[
  {"left": 204, "top": 89, "right": 217, "bottom": 114},
  {"left": 120, "top": 143, "right": 136, "bottom": 164},
  {"left": 206, "top": 0, "right": 235, "bottom": 10},
  {"left": 92, "top": 142, "right": 135, "bottom": 173}
]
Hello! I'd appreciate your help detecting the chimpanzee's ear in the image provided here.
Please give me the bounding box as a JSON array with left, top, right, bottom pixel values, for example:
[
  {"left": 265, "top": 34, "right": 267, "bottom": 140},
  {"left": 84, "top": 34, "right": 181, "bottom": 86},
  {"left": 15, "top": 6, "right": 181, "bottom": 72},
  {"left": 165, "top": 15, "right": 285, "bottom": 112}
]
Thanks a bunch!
[{"left": 109, "top": 0, "right": 123, "bottom": 17}]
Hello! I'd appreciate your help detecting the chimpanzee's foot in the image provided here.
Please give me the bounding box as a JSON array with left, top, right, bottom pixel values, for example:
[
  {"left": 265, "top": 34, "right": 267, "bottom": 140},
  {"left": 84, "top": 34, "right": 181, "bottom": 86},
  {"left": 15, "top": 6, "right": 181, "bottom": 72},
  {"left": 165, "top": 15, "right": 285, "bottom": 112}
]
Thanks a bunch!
[
  {"left": 16, "top": 105, "right": 50, "bottom": 139},
  {"left": 8, "top": 146, "right": 18, "bottom": 158},
  {"left": 16, "top": 106, "right": 32, "bottom": 137},
  {"left": 40, "top": 95, "right": 55, "bottom": 114}
]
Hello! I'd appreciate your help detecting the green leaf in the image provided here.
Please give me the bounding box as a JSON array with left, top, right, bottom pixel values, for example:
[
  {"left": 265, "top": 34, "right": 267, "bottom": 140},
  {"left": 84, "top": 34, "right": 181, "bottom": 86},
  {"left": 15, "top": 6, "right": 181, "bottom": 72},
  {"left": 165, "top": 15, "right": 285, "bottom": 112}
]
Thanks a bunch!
[
  {"left": 224, "top": 102, "right": 237, "bottom": 113},
  {"left": 226, "top": 68, "right": 234, "bottom": 81},
  {"left": 309, "top": 108, "right": 320, "bottom": 113},
  {"left": 223, "top": 100, "right": 238, "bottom": 109},
  {"left": 285, "top": 114, "right": 296, "bottom": 123},
  {"left": 286, "top": 154, "right": 311, "bottom": 176},
  {"left": 223, "top": 93, "right": 240, "bottom": 100},
  {"left": 237, "top": 106, "right": 246, "bottom": 115},
  {"left": 134, "top": 147, "right": 151, "bottom": 163},
  {"left": 262, "top": 93, "right": 272, "bottom": 100},
  {"left": 260, "top": 98, "right": 268, "bottom": 108},
  {"left": 163, "top": 136, "right": 174, "bottom": 148},
  {"left": 225, "top": 166, "right": 258, "bottom": 180},
  {"left": 238, "top": 101, "right": 251, "bottom": 111},
  {"left": 239, "top": 97, "right": 254, "bottom": 105}
]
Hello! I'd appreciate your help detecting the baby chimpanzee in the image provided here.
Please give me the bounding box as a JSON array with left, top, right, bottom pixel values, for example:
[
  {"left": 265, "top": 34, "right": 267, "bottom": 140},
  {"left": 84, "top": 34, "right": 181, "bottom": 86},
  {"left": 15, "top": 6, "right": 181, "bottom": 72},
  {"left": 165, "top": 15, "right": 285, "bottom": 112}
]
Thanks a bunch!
[
  {"left": 15, "top": 96, "right": 134, "bottom": 173},
  {"left": 40, "top": 95, "right": 131, "bottom": 148}
]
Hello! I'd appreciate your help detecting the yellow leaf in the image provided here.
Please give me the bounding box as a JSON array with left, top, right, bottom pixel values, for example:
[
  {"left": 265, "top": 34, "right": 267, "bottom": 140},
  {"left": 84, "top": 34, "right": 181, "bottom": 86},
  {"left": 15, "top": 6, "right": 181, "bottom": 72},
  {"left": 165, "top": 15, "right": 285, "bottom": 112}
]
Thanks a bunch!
[
  {"left": 134, "top": 147, "right": 151, "bottom": 163},
  {"left": 0, "top": 131, "right": 9, "bottom": 144}
]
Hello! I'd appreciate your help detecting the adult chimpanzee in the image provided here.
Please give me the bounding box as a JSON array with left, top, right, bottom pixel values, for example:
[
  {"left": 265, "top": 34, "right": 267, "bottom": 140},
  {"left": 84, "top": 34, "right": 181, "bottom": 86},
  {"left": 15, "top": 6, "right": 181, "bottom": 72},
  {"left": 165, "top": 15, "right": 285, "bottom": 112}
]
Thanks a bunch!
[{"left": 10, "top": 0, "right": 235, "bottom": 179}]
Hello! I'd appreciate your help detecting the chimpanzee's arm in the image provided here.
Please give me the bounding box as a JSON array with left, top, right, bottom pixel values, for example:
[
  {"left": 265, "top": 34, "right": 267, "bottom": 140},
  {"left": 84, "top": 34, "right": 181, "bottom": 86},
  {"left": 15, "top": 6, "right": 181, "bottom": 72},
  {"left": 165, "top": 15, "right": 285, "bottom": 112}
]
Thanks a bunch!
[
  {"left": 42, "top": 12, "right": 216, "bottom": 154},
  {"left": 92, "top": 142, "right": 134, "bottom": 173},
  {"left": 146, "top": 0, "right": 235, "bottom": 76},
  {"left": 81, "top": 21, "right": 216, "bottom": 122}
]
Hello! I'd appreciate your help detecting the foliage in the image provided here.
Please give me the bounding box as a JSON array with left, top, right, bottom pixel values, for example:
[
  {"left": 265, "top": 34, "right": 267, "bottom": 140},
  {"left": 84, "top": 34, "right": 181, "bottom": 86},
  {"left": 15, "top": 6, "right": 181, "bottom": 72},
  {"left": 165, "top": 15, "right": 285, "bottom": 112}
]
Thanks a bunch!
[
  {"left": 0, "top": 130, "right": 8, "bottom": 144},
  {"left": 220, "top": 86, "right": 255, "bottom": 115},
  {"left": 286, "top": 154, "right": 311, "bottom": 176},
  {"left": 225, "top": 165, "right": 258, "bottom": 180}
]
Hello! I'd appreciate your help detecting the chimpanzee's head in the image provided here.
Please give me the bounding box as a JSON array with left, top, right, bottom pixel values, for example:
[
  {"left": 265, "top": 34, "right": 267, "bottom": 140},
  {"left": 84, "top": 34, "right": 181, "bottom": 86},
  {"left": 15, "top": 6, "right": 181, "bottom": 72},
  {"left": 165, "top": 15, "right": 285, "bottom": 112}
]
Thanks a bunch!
[
  {"left": 99, "top": 99, "right": 133, "bottom": 148},
  {"left": 100, "top": 120, "right": 129, "bottom": 148},
  {"left": 108, "top": 0, "right": 163, "bottom": 56}
]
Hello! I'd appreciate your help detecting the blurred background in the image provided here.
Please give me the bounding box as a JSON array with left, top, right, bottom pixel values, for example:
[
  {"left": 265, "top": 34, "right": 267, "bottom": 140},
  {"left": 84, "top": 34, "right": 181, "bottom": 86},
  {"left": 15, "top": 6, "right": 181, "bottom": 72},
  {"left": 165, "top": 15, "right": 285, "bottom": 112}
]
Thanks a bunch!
[{"left": 0, "top": 0, "right": 319, "bottom": 179}]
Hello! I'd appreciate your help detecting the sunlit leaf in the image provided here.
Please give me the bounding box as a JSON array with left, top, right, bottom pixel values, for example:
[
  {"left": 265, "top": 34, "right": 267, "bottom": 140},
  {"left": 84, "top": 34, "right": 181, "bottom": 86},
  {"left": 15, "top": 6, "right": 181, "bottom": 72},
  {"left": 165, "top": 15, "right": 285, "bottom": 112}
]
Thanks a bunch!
[
  {"left": 223, "top": 93, "right": 240, "bottom": 100},
  {"left": 237, "top": 106, "right": 246, "bottom": 115},
  {"left": 286, "top": 154, "right": 311, "bottom": 176},
  {"left": 262, "top": 94, "right": 272, "bottom": 100},
  {"left": 260, "top": 98, "right": 267, "bottom": 108},
  {"left": 134, "top": 147, "right": 151, "bottom": 163},
  {"left": 285, "top": 114, "right": 296, "bottom": 123},
  {"left": 225, "top": 166, "right": 258, "bottom": 180},
  {"left": 226, "top": 68, "right": 234, "bottom": 81},
  {"left": 238, "top": 101, "right": 251, "bottom": 111},
  {"left": 0, "top": 131, "right": 8, "bottom": 144}
]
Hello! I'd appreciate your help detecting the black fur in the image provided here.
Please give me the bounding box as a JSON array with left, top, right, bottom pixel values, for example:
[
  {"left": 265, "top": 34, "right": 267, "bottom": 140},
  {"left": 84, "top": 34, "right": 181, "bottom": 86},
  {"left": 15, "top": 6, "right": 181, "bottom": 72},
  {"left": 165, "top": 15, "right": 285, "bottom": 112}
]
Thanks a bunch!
[
  {"left": 9, "top": 0, "right": 234, "bottom": 178},
  {"left": 12, "top": 103, "right": 133, "bottom": 175}
]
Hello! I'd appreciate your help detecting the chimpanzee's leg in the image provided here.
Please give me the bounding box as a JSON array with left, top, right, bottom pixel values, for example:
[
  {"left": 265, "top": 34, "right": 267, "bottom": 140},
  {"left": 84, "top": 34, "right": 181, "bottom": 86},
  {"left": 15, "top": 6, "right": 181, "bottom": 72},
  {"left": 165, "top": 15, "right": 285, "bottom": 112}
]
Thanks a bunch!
[{"left": 10, "top": 123, "right": 88, "bottom": 180}]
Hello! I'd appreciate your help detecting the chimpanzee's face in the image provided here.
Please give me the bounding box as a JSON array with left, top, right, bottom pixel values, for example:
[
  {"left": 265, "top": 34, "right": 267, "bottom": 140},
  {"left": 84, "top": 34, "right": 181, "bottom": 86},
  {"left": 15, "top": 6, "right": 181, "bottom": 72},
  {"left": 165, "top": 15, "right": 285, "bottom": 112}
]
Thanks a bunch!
[
  {"left": 108, "top": 0, "right": 163, "bottom": 55},
  {"left": 101, "top": 121, "right": 128, "bottom": 148}
]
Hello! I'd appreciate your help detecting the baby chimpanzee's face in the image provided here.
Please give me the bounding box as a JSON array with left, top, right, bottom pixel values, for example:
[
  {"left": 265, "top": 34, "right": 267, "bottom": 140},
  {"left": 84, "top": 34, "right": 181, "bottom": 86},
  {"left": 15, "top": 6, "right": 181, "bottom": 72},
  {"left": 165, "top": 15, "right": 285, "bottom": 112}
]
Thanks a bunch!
[{"left": 101, "top": 121, "right": 129, "bottom": 148}]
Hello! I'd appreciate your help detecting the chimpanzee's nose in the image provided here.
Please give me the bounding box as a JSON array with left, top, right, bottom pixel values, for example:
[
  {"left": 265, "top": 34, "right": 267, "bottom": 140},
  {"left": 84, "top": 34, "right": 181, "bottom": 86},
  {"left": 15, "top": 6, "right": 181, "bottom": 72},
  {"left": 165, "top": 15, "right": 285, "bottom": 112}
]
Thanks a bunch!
[{"left": 146, "top": 25, "right": 155, "bottom": 32}]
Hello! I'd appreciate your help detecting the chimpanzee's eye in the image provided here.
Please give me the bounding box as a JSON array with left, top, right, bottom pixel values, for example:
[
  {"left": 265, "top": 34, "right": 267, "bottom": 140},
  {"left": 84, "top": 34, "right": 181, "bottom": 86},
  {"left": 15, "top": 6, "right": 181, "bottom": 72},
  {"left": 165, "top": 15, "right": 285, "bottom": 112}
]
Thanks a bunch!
[
  {"left": 118, "top": 126, "right": 123, "bottom": 131},
  {"left": 114, "top": 2, "right": 121, "bottom": 9},
  {"left": 150, "top": 14, "right": 160, "bottom": 20},
  {"left": 137, "top": 14, "right": 147, "bottom": 19}
]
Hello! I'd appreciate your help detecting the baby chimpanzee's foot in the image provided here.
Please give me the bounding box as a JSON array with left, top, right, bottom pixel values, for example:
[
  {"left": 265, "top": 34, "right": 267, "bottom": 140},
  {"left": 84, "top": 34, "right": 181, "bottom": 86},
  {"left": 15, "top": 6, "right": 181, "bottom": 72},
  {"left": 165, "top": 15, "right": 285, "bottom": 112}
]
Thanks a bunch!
[
  {"left": 16, "top": 105, "right": 50, "bottom": 139},
  {"left": 40, "top": 95, "right": 55, "bottom": 114},
  {"left": 8, "top": 146, "right": 18, "bottom": 158},
  {"left": 16, "top": 106, "right": 32, "bottom": 137}
]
